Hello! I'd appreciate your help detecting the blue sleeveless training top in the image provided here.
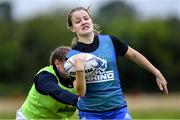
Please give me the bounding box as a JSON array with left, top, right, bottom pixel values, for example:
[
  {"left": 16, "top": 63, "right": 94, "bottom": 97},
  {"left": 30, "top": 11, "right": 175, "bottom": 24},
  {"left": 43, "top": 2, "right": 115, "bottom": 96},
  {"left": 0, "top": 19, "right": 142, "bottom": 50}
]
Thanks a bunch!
[{"left": 67, "top": 35, "right": 127, "bottom": 111}]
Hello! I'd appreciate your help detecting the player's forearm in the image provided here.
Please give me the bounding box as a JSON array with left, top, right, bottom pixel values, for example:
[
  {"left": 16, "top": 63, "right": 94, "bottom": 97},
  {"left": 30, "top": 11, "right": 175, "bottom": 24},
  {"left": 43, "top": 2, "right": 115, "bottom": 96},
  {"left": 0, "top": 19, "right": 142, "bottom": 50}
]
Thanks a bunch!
[
  {"left": 74, "top": 71, "right": 86, "bottom": 96},
  {"left": 50, "top": 90, "right": 79, "bottom": 106}
]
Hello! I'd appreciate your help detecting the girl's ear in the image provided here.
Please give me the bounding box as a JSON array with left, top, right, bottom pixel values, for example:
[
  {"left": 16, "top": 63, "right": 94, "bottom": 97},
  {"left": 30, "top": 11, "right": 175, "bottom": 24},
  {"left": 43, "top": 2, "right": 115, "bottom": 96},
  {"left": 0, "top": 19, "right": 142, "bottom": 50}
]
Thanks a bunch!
[
  {"left": 69, "top": 26, "right": 75, "bottom": 33},
  {"left": 55, "top": 59, "right": 64, "bottom": 68},
  {"left": 54, "top": 59, "right": 60, "bottom": 67}
]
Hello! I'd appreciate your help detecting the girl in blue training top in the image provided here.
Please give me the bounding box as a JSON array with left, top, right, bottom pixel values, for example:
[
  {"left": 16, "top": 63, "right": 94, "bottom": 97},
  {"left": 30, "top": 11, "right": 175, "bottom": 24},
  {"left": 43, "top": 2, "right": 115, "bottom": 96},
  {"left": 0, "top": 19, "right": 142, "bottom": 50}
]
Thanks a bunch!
[{"left": 66, "top": 7, "right": 168, "bottom": 120}]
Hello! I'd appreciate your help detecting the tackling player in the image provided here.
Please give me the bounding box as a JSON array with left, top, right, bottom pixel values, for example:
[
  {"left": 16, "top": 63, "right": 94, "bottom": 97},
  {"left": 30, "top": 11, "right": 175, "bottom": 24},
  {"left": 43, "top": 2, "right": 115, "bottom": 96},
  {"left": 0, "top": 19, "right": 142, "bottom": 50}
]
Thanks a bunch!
[{"left": 16, "top": 46, "right": 86, "bottom": 119}]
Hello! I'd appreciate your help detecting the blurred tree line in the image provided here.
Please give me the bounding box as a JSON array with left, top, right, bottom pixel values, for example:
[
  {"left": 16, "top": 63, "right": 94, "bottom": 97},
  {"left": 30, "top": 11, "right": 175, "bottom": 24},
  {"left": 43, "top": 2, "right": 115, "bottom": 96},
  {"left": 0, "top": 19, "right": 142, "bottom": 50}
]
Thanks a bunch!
[{"left": 0, "top": 1, "right": 179, "bottom": 96}]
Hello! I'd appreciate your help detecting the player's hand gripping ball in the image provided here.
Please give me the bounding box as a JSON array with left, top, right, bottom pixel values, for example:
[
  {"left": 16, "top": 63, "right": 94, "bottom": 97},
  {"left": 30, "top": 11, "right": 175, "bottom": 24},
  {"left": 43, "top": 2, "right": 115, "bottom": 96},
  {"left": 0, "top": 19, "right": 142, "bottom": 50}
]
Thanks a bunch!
[{"left": 64, "top": 53, "right": 100, "bottom": 77}]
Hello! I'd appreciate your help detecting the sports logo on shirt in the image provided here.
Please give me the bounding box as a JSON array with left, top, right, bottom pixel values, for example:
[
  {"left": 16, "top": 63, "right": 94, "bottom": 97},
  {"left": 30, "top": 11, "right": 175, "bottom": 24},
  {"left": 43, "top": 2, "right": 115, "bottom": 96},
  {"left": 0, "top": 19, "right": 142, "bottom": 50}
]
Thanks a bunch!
[
  {"left": 56, "top": 105, "right": 76, "bottom": 113},
  {"left": 94, "top": 56, "right": 107, "bottom": 71},
  {"left": 86, "top": 56, "right": 114, "bottom": 83}
]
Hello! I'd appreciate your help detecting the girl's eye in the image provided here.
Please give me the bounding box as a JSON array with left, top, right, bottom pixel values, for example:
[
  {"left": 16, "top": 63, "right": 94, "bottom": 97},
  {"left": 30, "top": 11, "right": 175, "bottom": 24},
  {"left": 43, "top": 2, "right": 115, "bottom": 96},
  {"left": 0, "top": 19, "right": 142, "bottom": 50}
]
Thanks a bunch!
[
  {"left": 84, "top": 16, "right": 89, "bottom": 20},
  {"left": 74, "top": 19, "right": 81, "bottom": 24},
  {"left": 73, "top": 16, "right": 89, "bottom": 24}
]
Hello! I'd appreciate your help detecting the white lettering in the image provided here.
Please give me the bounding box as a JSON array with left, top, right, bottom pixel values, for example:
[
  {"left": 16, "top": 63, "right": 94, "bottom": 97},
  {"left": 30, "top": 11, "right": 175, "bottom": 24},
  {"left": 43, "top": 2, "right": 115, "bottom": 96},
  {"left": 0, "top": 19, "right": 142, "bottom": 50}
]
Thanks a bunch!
[{"left": 86, "top": 70, "right": 114, "bottom": 83}]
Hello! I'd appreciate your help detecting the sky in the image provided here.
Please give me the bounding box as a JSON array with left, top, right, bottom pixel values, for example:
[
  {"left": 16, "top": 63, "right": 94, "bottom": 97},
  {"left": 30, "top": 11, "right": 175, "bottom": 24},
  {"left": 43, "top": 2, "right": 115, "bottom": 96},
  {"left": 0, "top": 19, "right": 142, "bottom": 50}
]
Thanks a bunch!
[{"left": 9, "top": 0, "right": 180, "bottom": 21}]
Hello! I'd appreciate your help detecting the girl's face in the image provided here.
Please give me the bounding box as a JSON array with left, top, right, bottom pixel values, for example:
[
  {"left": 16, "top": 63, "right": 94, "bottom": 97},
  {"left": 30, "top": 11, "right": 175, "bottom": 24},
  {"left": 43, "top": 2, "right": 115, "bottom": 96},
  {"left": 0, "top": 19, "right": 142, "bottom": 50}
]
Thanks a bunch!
[{"left": 70, "top": 10, "right": 93, "bottom": 36}]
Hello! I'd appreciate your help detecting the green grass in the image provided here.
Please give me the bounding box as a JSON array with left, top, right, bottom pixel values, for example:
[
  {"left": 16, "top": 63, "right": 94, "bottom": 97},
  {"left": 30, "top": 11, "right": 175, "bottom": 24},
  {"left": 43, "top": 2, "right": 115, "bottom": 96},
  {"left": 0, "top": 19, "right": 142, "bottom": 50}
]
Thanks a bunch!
[
  {"left": 1, "top": 94, "right": 180, "bottom": 119},
  {"left": 2, "top": 109, "right": 180, "bottom": 119},
  {"left": 130, "top": 109, "right": 180, "bottom": 119}
]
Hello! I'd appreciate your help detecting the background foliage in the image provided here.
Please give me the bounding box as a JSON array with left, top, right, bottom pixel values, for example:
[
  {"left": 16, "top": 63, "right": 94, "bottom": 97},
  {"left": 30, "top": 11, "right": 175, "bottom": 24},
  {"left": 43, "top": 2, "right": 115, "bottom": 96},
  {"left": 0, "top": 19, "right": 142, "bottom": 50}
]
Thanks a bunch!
[{"left": 0, "top": 1, "right": 180, "bottom": 96}]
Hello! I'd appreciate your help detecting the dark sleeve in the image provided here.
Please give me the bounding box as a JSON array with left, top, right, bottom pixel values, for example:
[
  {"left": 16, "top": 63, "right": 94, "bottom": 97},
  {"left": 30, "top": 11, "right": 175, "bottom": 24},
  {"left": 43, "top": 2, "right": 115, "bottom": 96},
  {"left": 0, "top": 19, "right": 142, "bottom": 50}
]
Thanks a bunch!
[
  {"left": 34, "top": 71, "right": 78, "bottom": 106},
  {"left": 110, "top": 35, "right": 128, "bottom": 57}
]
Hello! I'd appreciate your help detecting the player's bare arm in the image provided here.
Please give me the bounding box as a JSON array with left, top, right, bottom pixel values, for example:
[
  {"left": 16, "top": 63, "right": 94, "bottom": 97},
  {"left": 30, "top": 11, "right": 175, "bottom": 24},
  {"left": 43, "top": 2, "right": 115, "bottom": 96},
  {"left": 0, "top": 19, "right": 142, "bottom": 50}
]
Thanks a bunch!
[
  {"left": 69, "top": 55, "right": 86, "bottom": 96},
  {"left": 125, "top": 46, "right": 168, "bottom": 94}
]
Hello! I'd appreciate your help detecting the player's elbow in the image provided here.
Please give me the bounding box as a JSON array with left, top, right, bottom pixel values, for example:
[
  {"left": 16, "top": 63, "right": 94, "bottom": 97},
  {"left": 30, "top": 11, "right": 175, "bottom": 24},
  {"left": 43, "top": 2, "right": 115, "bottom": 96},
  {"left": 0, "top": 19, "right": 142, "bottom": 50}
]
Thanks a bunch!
[
  {"left": 77, "top": 92, "right": 85, "bottom": 96},
  {"left": 76, "top": 88, "right": 86, "bottom": 96}
]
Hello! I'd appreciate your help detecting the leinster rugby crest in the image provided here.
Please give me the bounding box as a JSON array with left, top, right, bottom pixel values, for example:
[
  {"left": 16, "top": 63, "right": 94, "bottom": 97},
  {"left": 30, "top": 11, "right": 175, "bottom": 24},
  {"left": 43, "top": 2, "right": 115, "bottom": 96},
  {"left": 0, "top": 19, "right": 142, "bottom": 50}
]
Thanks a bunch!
[{"left": 86, "top": 56, "right": 114, "bottom": 83}]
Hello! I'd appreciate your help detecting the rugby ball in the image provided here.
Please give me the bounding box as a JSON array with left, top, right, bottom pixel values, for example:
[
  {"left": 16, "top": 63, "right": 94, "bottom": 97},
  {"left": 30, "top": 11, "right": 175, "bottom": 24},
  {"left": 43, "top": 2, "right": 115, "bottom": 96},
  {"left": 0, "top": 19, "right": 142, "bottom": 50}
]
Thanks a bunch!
[{"left": 64, "top": 53, "right": 99, "bottom": 77}]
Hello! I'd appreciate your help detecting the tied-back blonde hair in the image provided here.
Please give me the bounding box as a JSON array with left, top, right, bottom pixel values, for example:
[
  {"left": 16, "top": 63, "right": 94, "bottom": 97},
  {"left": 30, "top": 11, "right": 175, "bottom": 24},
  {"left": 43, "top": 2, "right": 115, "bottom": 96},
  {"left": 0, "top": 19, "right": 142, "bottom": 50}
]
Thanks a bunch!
[{"left": 67, "top": 6, "right": 101, "bottom": 47}]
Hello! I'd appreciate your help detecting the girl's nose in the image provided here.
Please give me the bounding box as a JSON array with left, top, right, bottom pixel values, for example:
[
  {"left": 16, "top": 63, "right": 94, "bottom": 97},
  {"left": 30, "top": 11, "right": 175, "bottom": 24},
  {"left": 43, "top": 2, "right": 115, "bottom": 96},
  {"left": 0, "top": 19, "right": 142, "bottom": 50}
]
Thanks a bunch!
[{"left": 81, "top": 19, "right": 86, "bottom": 24}]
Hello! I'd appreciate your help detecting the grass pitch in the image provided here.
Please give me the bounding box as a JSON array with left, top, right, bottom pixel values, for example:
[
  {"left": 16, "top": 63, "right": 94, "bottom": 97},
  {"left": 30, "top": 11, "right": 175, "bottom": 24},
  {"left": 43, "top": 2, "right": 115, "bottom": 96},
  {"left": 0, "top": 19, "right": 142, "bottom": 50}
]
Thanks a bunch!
[{"left": 1, "top": 94, "right": 180, "bottom": 119}]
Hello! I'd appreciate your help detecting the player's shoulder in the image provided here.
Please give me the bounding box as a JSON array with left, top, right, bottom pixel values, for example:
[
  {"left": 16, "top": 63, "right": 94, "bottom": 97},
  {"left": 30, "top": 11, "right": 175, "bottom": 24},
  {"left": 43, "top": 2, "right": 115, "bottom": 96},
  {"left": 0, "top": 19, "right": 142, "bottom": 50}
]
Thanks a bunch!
[{"left": 98, "top": 34, "right": 120, "bottom": 41}]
